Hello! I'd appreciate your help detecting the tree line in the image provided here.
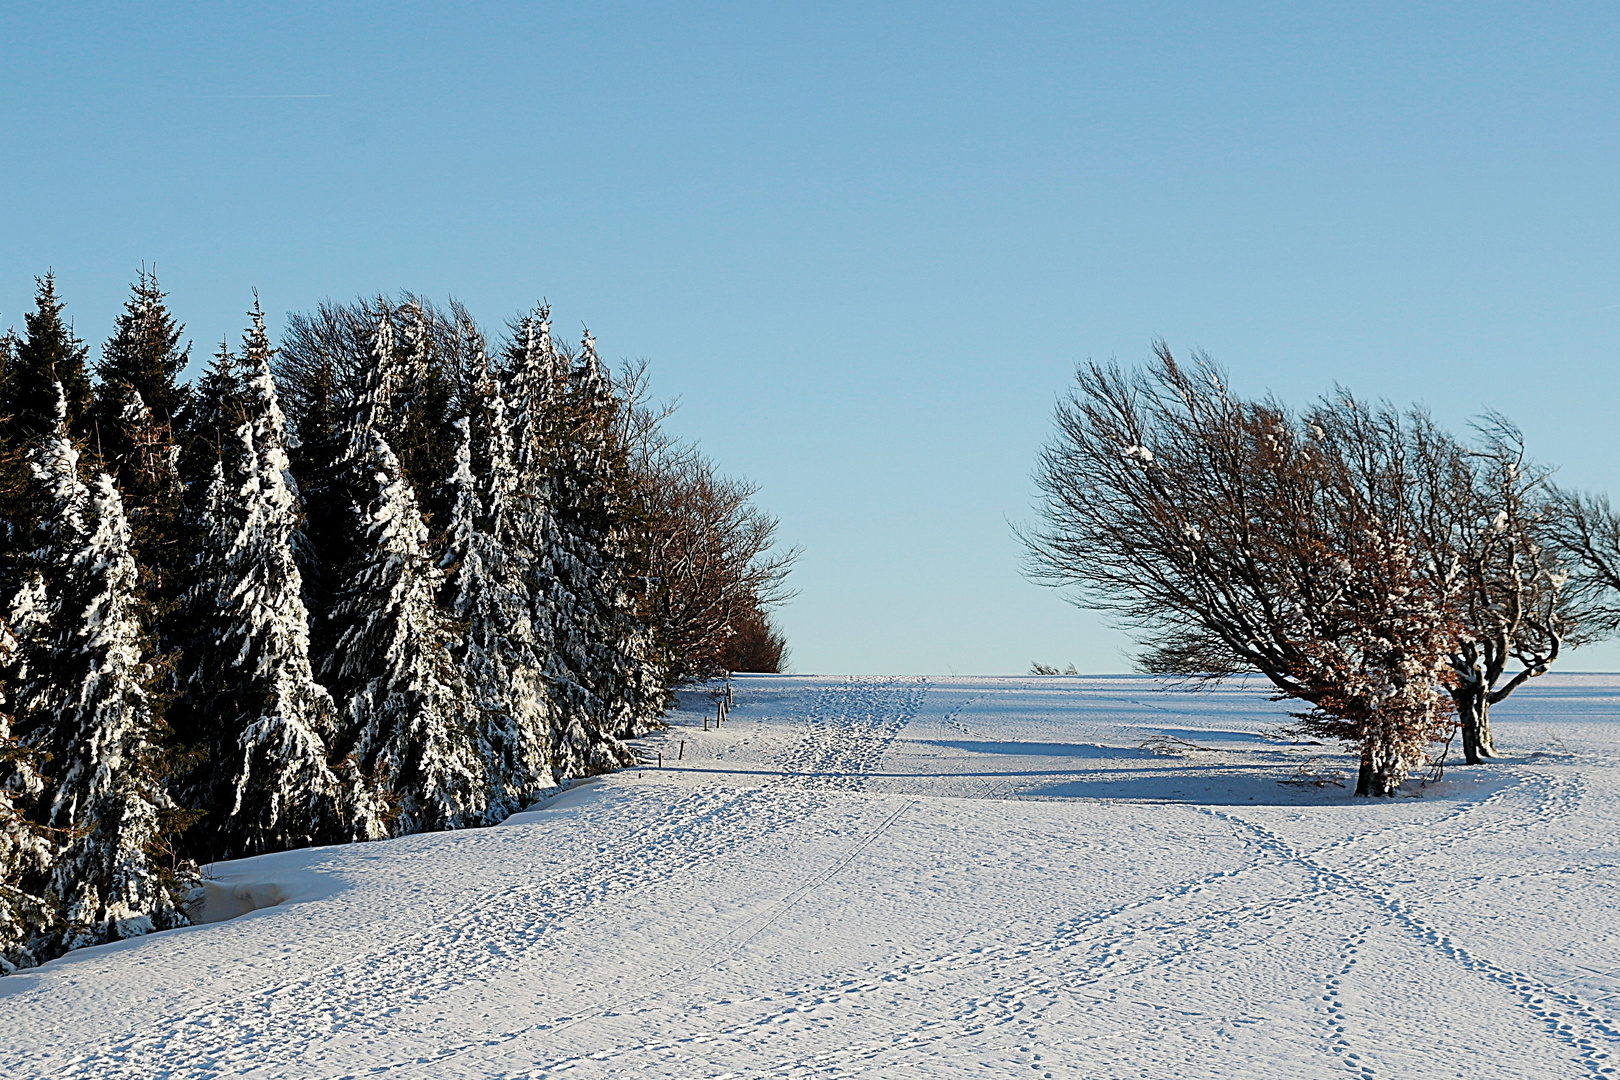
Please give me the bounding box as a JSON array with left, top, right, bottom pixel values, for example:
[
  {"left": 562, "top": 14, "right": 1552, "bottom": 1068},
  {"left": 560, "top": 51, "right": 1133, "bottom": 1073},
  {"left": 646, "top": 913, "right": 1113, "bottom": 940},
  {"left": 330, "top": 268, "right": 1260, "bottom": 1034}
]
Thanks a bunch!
[
  {"left": 0, "top": 271, "right": 793, "bottom": 972},
  {"left": 1025, "top": 346, "right": 1620, "bottom": 796}
]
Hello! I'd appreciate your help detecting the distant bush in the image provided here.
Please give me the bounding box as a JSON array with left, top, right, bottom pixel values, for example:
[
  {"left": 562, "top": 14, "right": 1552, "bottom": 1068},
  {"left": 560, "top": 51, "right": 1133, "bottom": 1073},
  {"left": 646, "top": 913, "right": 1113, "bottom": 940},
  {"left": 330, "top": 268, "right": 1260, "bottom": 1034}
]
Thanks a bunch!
[{"left": 719, "top": 607, "right": 790, "bottom": 673}]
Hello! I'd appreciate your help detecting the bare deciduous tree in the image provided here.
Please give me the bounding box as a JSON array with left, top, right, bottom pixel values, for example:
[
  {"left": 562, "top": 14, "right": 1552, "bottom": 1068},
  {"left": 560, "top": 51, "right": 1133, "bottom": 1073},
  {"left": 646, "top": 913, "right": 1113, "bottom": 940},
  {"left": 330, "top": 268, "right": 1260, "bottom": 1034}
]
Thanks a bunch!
[
  {"left": 1023, "top": 347, "right": 1466, "bottom": 795},
  {"left": 1419, "top": 418, "right": 1567, "bottom": 763},
  {"left": 1540, "top": 486, "right": 1620, "bottom": 646},
  {"left": 718, "top": 607, "right": 790, "bottom": 674},
  {"left": 617, "top": 365, "right": 797, "bottom": 683}
]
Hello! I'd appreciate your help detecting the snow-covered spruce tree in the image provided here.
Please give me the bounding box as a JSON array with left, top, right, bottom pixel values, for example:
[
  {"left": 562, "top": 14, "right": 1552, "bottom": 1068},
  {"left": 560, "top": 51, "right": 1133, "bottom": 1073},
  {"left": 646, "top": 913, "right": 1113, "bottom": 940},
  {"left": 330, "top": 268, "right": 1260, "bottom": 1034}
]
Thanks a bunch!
[
  {"left": 16, "top": 395, "right": 190, "bottom": 952},
  {"left": 441, "top": 327, "right": 554, "bottom": 821},
  {"left": 392, "top": 299, "right": 461, "bottom": 531},
  {"left": 559, "top": 331, "right": 668, "bottom": 742},
  {"left": 102, "top": 392, "right": 186, "bottom": 646},
  {"left": 321, "top": 314, "right": 487, "bottom": 835},
  {"left": 503, "top": 311, "right": 635, "bottom": 778},
  {"left": 0, "top": 604, "right": 55, "bottom": 973},
  {"left": 179, "top": 304, "right": 384, "bottom": 857},
  {"left": 91, "top": 271, "right": 192, "bottom": 650},
  {"left": 273, "top": 296, "right": 468, "bottom": 621}
]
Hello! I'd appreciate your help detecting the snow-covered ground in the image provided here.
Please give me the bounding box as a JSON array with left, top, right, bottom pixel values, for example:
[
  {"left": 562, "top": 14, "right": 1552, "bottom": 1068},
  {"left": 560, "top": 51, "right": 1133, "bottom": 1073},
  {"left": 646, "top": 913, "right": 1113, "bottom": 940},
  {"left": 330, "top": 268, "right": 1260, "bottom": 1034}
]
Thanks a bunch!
[{"left": 6, "top": 673, "right": 1620, "bottom": 1079}]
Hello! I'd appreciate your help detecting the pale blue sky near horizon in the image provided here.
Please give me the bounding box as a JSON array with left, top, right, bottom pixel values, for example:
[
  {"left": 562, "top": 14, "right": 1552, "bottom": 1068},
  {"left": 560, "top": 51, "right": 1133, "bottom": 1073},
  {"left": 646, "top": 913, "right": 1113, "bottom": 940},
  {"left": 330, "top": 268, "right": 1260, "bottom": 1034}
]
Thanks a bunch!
[{"left": 4, "top": 3, "right": 1620, "bottom": 675}]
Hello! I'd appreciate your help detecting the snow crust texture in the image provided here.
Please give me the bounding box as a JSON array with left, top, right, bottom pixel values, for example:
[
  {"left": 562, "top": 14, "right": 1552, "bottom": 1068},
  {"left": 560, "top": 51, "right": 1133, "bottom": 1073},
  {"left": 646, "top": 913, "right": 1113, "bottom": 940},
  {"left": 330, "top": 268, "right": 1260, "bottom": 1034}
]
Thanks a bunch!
[{"left": 5, "top": 673, "right": 1620, "bottom": 1079}]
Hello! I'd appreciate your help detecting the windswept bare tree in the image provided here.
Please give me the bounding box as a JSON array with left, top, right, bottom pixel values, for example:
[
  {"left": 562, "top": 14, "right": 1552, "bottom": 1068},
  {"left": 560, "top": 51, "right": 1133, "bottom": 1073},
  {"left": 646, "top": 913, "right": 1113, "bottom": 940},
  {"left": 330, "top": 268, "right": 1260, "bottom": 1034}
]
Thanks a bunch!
[
  {"left": 1539, "top": 486, "right": 1620, "bottom": 647},
  {"left": 1024, "top": 346, "right": 1468, "bottom": 795},
  {"left": 1410, "top": 417, "right": 1568, "bottom": 763}
]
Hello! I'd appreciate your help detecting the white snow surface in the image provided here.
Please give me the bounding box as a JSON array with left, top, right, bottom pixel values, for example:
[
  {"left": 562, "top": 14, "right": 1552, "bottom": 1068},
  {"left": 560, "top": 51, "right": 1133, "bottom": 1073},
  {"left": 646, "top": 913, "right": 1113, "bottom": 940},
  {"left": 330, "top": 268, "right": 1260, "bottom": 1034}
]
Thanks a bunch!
[{"left": 6, "top": 673, "right": 1620, "bottom": 1078}]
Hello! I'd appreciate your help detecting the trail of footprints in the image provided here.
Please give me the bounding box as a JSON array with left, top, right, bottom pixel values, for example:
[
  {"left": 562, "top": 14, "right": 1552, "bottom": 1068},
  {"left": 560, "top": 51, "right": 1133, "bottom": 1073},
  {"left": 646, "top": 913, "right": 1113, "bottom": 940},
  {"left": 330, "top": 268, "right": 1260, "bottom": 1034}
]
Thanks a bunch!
[
  {"left": 772, "top": 676, "right": 929, "bottom": 791},
  {"left": 1210, "top": 802, "right": 1620, "bottom": 1079},
  {"left": 26, "top": 679, "right": 1620, "bottom": 1080},
  {"left": 1323, "top": 925, "right": 1376, "bottom": 1080},
  {"left": 506, "top": 753, "right": 1613, "bottom": 1077},
  {"left": 48, "top": 786, "right": 831, "bottom": 1079},
  {"left": 47, "top": 677, "right": 932, "bottom": 1080}
]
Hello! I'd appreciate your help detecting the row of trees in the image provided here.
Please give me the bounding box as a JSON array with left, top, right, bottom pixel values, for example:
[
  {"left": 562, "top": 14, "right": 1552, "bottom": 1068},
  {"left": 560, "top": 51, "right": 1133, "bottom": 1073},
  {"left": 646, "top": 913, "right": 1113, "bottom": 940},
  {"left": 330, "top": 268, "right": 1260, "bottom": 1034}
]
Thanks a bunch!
[
  {"left": 1026, "top": 347, "right": 1620, "bottom": 796},
  {"left": 0, "top": 272, "right": 793, "bottom": 972}
]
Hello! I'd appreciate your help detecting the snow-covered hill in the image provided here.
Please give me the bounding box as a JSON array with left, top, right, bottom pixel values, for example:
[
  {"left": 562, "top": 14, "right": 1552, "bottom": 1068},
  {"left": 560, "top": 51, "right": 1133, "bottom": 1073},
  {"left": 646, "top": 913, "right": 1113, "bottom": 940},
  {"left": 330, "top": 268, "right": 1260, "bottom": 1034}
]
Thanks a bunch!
[{"left": 6, "top": 674, "right": 1620, "bottom": 1078}]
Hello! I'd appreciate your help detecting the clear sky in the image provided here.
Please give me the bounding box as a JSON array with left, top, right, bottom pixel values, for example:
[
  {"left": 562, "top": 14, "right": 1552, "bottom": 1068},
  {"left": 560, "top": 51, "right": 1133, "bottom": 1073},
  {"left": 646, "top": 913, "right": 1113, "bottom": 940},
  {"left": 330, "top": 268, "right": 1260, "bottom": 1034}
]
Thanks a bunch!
[{"left": 4, "top": 3, "right": 1619, "bottom": 675}]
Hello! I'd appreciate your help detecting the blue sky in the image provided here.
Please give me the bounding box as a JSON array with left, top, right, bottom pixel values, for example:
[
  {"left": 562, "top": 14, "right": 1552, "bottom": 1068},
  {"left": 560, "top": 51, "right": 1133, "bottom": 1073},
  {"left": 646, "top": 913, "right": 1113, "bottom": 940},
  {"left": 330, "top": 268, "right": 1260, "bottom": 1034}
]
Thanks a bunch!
[{"left": 4, "top": 3, "right": 1619, "bottom": 674}]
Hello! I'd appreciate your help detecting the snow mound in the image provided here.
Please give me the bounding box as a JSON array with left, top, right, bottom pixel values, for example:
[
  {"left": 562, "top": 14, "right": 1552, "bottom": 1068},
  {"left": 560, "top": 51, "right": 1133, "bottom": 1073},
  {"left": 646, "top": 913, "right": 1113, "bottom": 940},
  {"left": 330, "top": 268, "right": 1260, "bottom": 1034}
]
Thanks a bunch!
[{"left": 184, "top": 881, "right": 286, "bottom": 925}]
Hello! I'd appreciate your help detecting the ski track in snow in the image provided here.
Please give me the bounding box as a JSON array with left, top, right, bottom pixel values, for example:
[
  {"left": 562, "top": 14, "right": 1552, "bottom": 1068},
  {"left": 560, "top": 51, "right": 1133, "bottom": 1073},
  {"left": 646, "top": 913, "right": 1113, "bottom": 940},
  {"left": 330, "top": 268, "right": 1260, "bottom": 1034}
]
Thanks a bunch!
[{"left": 6, "top": 674, "right": 1620, "bottom": 1079}]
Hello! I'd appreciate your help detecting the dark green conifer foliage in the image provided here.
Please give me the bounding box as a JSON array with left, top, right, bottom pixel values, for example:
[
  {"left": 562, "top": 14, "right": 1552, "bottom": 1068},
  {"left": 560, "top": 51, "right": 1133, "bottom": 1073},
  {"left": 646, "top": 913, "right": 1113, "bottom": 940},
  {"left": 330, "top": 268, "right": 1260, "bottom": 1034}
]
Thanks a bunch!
[
  {"left": 169, "top": 341, "right": 248, "bottom": 783},
  {"left": 0, "top": 329, "right": 14, "bottom": 423},
  {"left": 94, "top": 269, "right": 192, "bottom": 433},
  {"left": 4, "top": 276, "right": 93, "bottom": 446},
  {"left": 274, "top": 297, "right": 465, "bottom": 620},
  {"left": 93, "top": 274, "right": 192, "bottom": 643},
  {"left": 280, "top": 348, "right": 352, "bottom": 624},
  {"left": 0, "top": 330, "right": 32, "bottom": 600},
  {"left": 178, "top": 341, "right": 249, "bottom": 491},
  {"left": 392, "top": 300, "right": 461, "bottom": 534}
]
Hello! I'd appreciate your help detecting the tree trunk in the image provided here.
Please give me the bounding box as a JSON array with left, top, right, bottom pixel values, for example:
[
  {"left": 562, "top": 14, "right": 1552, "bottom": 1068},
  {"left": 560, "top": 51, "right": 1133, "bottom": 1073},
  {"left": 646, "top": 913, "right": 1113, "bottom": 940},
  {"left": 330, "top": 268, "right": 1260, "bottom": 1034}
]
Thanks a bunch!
[
  {"left": 1355, "top": 737, "right": 1407, "bottom": 797},
  {"left": 1356, "top": 745, "right": 1373, "bottom": 797},
  {"left": 1454, "top": 685, "right": 1497, "bottom": 765}
]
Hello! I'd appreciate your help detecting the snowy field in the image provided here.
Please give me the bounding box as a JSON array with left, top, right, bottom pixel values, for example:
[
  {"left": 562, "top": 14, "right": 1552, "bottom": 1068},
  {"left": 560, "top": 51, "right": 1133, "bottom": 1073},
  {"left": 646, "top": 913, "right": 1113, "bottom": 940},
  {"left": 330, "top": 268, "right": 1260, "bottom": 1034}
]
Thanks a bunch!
[{"left": 6, "top": 673, "right": 1620, "bottom": 1079}]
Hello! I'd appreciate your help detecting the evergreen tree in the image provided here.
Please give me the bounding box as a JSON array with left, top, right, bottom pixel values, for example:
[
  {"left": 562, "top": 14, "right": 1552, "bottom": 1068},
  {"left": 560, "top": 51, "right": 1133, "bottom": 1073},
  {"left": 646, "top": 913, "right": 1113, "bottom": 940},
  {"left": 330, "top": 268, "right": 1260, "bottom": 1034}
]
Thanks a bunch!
[
  {"left": 168, "top": 341, "right": 247, "bottom": 781},
  {"left": 0, "top": 327, "right": 13, "bottom": 406},
  {"left": 560, "top": 332, "right": 667, "bottom": 741},
  {"left": 323, "top": 316, "right": 487, "bottom": 834},
  {"left": 104, "top": 391, "right": 186, "bottom": 640},
  {"left": 0, "top": 603, "right": 54, "bottom": 973},
  {"left": 393, "top": 300, "right": 460, "bottom": 533},
  {"left": 441, "top": 329, "right": 553, "bottom": 821},
  {"left": 274, "top": 304, "right": 371, "bottom": 623},
  {"left": 179, "top": 304, "right": 384, "bottom": 857},
  {"left": 178, "top": 340, "right": 249, "bottom": 492},
  {"left": 15, "top": 396, "right": 188, "bottom": 953},
  {"left": 504, "top": 311, "right": 619, "bottom": 777},
  {"left": 91, "top": 271, "right": 191, "bottom": 631},
  {"left": 0, "top": 362, "right": 33, "bottom": 605},
  {"left": 280, "top": 347, "right": 351, "bottom": 620},
  {"left": 2, "top": 276, "right": 93, "bottom": 446},
  {"left": 505, "top": 312, "right": 662, "bottom": 777},
  {"left": 94, "top": 268, "right": 192, "bottom": 431}
]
